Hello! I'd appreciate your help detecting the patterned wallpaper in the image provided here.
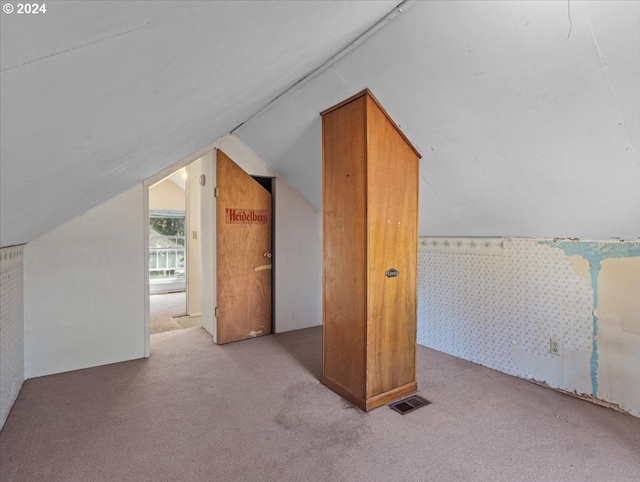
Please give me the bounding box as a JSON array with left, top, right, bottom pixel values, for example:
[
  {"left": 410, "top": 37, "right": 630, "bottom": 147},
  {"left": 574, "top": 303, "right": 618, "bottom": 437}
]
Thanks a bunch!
[
  {"left": 417, "top": 237, "right": 638, "bottom": 414},
  {"left": 0, "top": 245, "right": 25, "bottom": 429}
]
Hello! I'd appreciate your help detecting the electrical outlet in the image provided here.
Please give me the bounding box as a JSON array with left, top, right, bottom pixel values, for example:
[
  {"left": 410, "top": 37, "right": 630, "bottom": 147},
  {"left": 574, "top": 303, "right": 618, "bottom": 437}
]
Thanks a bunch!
[{"left": 550, "top": 338, "right": 561, "bottom": 356}]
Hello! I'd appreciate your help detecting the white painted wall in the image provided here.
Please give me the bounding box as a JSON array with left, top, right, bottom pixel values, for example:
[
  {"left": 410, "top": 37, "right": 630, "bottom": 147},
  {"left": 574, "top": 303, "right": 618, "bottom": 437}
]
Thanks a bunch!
[
  {"left": 417, "top": 237, "right": 640, "bottom": 417},
  {"left": 272, "top": 177, "right": 322, "bottom": 333},
  {"left": 199, "top": 151, "right": 216, "bottom": 339},
  {"left": 24, "top": 185, "right": 145, "bottom": 378},
  {"left": 0, "top": 245, "right": 25, "bottom": 429},
  {"left": 149, "top": 178, "right": 185, "bottom": 212},
  {"left": 186, "top": 159, "right": 202, "bottom": 317},
  {"left": 20, "top": 135, "right": 320, "bottom": 377}
]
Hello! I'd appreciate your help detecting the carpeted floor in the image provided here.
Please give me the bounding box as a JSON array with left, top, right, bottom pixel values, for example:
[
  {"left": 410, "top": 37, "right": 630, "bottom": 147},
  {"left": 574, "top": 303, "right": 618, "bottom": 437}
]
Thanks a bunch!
[
  {"left": 1, "top": 326, "right": 639, "bottom": 482},
  {"left": 149, "top": 291, "right": 187, "bottom": 334}
]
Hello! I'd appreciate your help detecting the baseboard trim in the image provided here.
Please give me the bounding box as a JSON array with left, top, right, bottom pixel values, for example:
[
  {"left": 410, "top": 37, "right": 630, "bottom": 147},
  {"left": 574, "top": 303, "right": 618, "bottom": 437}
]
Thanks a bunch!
[
  {"left": 320, "top": 375, "right": 417, "bottom": 412},
  {"left": 366, "top": 382, "right": 417, "bottom": 411},
  {"left": 320, "top": 374, "right": 367, "bottom": 410}
]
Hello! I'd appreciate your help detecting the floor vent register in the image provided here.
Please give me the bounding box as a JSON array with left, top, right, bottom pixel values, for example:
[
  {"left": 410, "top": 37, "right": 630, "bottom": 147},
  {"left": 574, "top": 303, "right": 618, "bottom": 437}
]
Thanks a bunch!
[{"left": 389, "top": 395, "right": 431, "bottom": 415}]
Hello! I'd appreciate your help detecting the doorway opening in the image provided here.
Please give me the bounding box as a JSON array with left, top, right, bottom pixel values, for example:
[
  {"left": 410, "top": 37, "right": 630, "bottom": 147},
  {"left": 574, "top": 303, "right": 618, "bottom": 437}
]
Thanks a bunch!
[
  {"left": 144, "top": 148, "right": 277, "bottom": 350},
  {"left": 252, "top": 175, "right": 275, "bottom": 335},
  {"left": 148, "top": 165, "right": 202, "bottom": 334}
]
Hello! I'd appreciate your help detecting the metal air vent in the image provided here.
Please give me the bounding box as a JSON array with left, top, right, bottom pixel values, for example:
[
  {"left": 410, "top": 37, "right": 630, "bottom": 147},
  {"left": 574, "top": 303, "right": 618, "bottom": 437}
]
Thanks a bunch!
[{"left": 389, "top": 395, "right": 431, "bottom": 415}]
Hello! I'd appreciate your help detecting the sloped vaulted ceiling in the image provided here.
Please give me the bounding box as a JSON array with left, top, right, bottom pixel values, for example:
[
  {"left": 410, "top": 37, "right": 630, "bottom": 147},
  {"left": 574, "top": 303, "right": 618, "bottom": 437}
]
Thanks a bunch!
[
  {"left": 2, "top": 1, "right": 638, "bottom": 246},
  {"left": 236, "top": 0, "right": 640, "bottom": 239},
  {"left": 0, "top": 0, "right": 400, "bottom": 247}
]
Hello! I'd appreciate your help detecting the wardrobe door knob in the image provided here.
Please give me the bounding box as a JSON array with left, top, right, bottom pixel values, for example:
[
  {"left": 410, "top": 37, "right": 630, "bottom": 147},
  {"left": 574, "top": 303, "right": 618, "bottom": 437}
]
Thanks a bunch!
[{"left": 385, "top": 268, "right": 399, "bottom": 278}]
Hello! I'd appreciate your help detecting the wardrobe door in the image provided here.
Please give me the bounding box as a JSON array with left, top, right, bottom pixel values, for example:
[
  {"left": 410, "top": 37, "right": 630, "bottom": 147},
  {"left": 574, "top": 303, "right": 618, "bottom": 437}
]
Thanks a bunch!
[{"left": 366, "top": 95, "right": 419, "bottom": 400}]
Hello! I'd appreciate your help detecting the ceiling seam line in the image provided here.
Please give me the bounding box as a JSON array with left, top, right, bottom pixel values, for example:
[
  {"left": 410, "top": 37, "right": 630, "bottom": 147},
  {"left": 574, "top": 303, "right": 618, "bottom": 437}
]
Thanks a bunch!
[
  {"left": 585, "top": 11, "right": 638, "bottom": 157},
  {"left": 0, "top": 23, "right": 152, "bottom": 73},
  {"left": 331, "top": 66, "right": 354, "bottom": 95},
  {"left": 230, "top": 0, "right": 418, "bottom": 134}
]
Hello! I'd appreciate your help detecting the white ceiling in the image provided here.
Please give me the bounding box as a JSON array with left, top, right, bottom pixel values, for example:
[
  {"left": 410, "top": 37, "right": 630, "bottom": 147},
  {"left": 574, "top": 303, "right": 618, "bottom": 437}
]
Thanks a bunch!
[
  {"left": 2, "top": 1, "right": 638, "bottom": 246},
  {"left": 0, "top": 0, "right": 399, "bottom": 247},
  {"left": 236, "top": 0, "right": 640, "bottom": 239}
]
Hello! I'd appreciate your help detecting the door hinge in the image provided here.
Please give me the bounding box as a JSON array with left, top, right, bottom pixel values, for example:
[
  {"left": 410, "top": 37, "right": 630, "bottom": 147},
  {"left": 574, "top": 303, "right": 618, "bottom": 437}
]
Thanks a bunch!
[
  {"left": 214, "top": 187, "right": 219, "bottom": 197},
  {"left": 215, "top": 307, "right": 218, "bottom": 317}
]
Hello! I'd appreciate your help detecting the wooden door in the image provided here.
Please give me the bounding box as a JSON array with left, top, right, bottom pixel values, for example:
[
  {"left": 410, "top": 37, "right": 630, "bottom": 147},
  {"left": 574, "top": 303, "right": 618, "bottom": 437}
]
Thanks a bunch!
[{"left": 216, "top": 149, "right": 272, "bottom": 344}]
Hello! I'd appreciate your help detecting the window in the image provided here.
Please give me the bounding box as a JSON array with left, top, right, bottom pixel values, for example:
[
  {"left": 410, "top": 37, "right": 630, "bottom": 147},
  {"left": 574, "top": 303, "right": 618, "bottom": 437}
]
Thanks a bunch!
[{"left": 149, "top": 210, "right": 186, "bottom": 280}]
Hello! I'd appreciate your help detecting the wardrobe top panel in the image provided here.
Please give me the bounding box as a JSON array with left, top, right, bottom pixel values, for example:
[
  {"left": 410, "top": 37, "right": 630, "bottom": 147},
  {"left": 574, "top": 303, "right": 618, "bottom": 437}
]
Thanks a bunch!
[{"left": 320, "top": 88, "right": 421, "bottom": 159}]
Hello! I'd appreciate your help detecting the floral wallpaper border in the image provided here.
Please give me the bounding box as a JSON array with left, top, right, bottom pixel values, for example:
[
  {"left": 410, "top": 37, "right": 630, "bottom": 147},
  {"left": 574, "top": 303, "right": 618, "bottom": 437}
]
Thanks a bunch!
[
  {"left": 0, "top": 245, "right": 24, "bottom": 267},
  {"left": 419, "top": 237, "right": 504, "bottom": 256}
]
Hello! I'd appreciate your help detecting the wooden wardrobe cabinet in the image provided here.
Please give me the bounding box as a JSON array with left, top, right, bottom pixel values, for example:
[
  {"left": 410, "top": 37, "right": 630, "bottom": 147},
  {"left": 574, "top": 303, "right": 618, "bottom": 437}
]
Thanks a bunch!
[{"left": 320, "top": 89, "right": 421, "bottom": 411}]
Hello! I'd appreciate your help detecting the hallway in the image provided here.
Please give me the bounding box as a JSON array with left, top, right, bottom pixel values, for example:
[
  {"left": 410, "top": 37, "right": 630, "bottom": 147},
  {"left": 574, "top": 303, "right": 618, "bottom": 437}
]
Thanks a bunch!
[{"left": 149, "top": 291, "right": 200, "bottom": 334}]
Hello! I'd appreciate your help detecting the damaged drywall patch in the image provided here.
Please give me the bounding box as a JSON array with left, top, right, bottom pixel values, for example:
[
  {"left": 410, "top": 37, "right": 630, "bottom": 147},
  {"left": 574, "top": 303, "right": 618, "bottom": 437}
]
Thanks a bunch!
[
  {"left": 569, "top": 255, "right": 590, "bottom": 282},
  {"left": 596, "top": 257, "right": 640, "bottom": 414},
  {"left": 599, "top": 258, "right": 640, "bottom": 336},
  {"left": 537, "top": 240, "right": 640, "bottom": 397}
]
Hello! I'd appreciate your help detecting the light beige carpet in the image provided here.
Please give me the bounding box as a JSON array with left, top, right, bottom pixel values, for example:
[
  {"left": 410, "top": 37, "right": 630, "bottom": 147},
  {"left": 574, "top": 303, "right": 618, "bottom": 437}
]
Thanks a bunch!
[
  {"left": 2, "top": 326, "right": 639, "bottom": 481},
  {"left": 149, "top": 291, "right": 186, "bottom": 334}
]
